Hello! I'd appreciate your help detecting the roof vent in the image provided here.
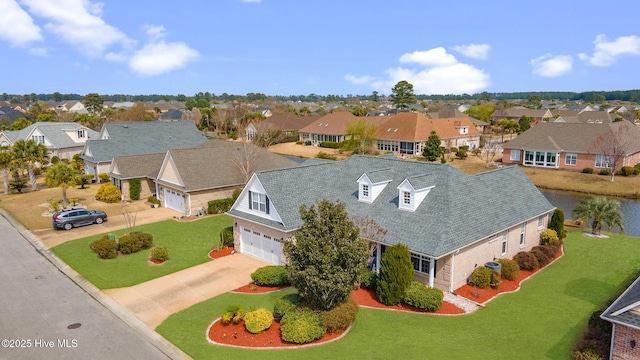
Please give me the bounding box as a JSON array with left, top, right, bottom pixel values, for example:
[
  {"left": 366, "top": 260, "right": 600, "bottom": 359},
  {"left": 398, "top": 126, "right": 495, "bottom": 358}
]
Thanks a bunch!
[{"left": 123, "top": 125, "right": 128, "bottom": 128}]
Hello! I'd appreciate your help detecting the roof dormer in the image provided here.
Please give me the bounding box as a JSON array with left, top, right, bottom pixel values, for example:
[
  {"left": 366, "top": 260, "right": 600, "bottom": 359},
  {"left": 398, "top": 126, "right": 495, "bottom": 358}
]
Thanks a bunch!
[
  {"left": 356, "top": 168, "right": 393, "bottom": 203},
  {"left": 396, "top": 174, "right": 435, "bottom": 211}
]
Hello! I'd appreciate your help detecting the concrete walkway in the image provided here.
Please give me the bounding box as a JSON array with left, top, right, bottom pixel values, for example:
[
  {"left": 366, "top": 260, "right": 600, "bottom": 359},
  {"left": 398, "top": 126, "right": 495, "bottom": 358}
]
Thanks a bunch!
[{"left": 104, "top": 253, "right": 266, "bottom": 329}]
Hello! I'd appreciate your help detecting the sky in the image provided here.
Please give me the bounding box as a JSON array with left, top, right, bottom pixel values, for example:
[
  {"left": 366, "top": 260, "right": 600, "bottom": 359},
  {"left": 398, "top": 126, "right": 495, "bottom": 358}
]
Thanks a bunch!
[{"left": 2, "top": 0, "right": 640, "bottom": 97}]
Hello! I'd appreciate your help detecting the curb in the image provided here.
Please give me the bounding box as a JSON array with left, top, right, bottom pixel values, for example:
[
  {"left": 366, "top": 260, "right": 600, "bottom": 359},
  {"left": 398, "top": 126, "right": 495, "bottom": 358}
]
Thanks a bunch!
[{"left": 0, "top": 209, "right": 191, "bottom": 360}]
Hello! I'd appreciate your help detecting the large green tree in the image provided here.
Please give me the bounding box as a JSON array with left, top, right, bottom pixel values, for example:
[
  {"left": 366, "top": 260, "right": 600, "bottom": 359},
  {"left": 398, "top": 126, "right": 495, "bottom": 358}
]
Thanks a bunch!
[
  {"left": 376, "top": 243, "right": 414, "bottom": 305},
  {"left": 518, "top": 116, "right": 534, "bottom": 134},
  {"left": 464, "top": 103, "right": 495, "bottom": 122},
  {"left": 572, "top": 196, "right": 624, "bottom": 235},
  {"left": 496, "top": 119, "right": 519, "bottom": 141},
  {"left": 422, "top": 130, "right": 444, "bottom": 161},
  {"left": 345, "top": 119, "right": 377, "bottom": 154},
  {"left": 45, "top": 163, "right": 78, "bottom": 206},
  {"left": 83, "top": 93, "right": 104, "bottom": 115},
  {"left": 0, "top": 147, "right": 13, "bottom": 194},
  {"left": 11, "top": 139, "right": 48, "bottom": 191},
  {"left": 390, "top": 80, "right": 416, "bottom": 112},
  {"left": 284, "top": 199, "right": 368, "bottom": 311}
]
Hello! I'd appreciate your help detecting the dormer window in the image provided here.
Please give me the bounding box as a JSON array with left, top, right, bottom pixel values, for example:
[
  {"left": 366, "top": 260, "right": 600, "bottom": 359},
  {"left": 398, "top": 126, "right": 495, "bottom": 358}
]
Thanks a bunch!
[
  {"left": 362, "top": 184, "right": 369, "bottom": 198},
  {"left": 403, "top": 191, "right": 411, "bottom": 205},
  {"left": 77, "top": 130, "right": 85, "bottom": 138},
  {"left": 249, "top": 191, "right": 269, "bottom": 214},
  {"left": 357, "top": 170, "right": 393, "bottom": 203},
  {"left": 397, "top": 175, "right": 435, "bottom": 212}
]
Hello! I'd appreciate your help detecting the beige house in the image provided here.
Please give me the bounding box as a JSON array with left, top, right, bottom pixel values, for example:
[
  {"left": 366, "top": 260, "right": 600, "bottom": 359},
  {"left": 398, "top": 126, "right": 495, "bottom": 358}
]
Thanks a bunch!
[{"left": 0, "top": 122, "right": 97, "bottom": 160}]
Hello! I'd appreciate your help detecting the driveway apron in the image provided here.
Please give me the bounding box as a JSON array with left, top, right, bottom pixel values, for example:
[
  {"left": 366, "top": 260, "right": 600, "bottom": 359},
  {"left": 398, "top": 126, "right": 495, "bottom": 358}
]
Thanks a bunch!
[{"left": 104, "top": 253, "right": 265, "bottom": 329}]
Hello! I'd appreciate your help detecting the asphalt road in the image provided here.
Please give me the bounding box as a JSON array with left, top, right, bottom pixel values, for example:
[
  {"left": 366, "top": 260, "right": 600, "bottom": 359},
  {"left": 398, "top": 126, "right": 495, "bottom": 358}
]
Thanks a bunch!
[{"left": 0, "top": 211, "right": 182, "bottom": 360}]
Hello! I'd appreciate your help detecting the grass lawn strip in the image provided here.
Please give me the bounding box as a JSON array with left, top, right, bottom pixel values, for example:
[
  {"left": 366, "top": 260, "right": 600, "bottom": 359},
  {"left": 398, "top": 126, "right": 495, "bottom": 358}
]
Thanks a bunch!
[
  {"left": 156, "top": 229, "right": 640, "bottom": 359},
  {"left": 51, "top": 215, "right": 232, "bottom": 289}
]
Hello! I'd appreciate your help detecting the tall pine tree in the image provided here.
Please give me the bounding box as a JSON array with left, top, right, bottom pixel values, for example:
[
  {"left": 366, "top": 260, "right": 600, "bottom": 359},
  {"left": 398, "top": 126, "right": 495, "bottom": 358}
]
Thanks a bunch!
[{"left": 422, "top": 130, "right": 444, "bottom": 161}]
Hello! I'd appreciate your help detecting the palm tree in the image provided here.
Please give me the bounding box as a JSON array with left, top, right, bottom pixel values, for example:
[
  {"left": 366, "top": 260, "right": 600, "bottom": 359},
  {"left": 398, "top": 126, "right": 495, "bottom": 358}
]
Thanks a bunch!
[
  {"left": 572, "top": 196, "right": 624, "bottom": 235},
  {"left": 0, "top": 146, "right": 13, "bottom": 194},
  {"left": 45, "top": 163, "right": 78, "bottom": 206},
  {"left": 11, "top": 139, "right": 48, "bottom": 191}
]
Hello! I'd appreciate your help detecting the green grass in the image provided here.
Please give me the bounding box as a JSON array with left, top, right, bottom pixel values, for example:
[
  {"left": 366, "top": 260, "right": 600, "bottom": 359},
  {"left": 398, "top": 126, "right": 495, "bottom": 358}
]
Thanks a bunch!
[
  {"left": 51, "top": 215, "right": 232, "bottom": 289},
  {"left": 156, "top": 229, "right": 640, "bottom": 359}
]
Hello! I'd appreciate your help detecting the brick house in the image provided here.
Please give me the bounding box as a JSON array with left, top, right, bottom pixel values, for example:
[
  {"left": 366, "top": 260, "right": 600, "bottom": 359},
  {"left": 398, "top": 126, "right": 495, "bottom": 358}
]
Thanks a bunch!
[
  {"left": 298, "top": 111, "right": 386, "bottom": 144},
  {"left": 502, "top": 122, "right": 640, "bottom": 171},
  {"left": 227, "top": 155, "right": 555, "bottom": 292},
  {"left": 601, "top": 275, "right": 640, "bottom": 359}
]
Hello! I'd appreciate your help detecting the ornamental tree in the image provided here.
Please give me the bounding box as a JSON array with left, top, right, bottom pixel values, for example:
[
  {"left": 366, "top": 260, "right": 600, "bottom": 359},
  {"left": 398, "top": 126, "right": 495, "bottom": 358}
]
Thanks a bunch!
[
  {"left": 572, "top": 196, "right": 624, "bottom": 235},
  {"left": 422, "top": 130, "right": 444, "bottom": 161},
  {"left": 376, "top": 243, "right": 414, "bottom": 305},
  {"left": 284, "top": 199, "right": 368, "bottom": 311}
]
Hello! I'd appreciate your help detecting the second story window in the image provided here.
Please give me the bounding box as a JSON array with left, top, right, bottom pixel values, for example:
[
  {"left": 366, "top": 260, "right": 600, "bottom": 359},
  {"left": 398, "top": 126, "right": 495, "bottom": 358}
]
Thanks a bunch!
[
  {"left": 77, "top": 130, "right": 85, "bottom": 138},
  {"left": 32, "top": 135, "right": 45, "bottom": 144},
  {"left": 249, "top": 191, "right": 269, "bottom": 214},
  {"left": 362, "top": 184, "right": 369, "bottom": 198},
  {"left": 403, "top": 191, "right": 411, "bottom": 205}
]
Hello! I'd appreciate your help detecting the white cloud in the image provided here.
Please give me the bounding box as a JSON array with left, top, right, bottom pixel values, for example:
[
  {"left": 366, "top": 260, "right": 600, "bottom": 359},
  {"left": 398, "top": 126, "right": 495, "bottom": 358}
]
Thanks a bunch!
[
  {"left": 452, "top": 44, "right": 491, "bottom": 60},
  {"left": 346, "top": 47, "right": 490, "bottom": 95},
  {"left": 143, "top": 24, "right": 167, "bottom": 42},
  {"left": 578, "top": 34, "right": 640, "bottom": 66},
  {"left": 531, "top": 54, "right": 573, "bottom": 77},
  {"left": 129, "top": 41, "right": 199, "bottom": 76},
  {"left": 20, "top": 0, "right": 132, "bottom": 57},
  {"left": 28, "top": 47, "right": 48, "bottom": 56},
  {"left": 399, "top": 48, "right": 457, "bottom": 67},
  {"left": 0, "top": 0, "right": 42, "bottom": 46},
  {"left": 241, "top": 0, "right": 262, "bottom": 3}
]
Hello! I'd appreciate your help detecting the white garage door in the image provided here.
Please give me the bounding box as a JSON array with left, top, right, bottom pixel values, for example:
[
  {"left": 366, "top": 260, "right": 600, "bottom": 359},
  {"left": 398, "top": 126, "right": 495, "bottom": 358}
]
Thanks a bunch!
[
  {"left": 164, "top": 189, "right": 185, "bottom": 213},
  {"left": 241, "top": 227, "right": 281, "bottom": 265}
]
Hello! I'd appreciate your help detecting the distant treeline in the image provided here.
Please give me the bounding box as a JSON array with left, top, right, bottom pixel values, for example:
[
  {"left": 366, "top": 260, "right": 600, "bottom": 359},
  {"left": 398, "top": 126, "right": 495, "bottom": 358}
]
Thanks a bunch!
[{"left": 3, "top": 89, "right": 640, "bottom": 103}]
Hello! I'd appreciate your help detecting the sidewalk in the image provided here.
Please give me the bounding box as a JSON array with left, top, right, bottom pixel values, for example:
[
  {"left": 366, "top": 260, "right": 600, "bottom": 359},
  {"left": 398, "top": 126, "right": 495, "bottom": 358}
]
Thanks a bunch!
[{"left": 104, "top": 253, "right": 265, "bottom": 329}]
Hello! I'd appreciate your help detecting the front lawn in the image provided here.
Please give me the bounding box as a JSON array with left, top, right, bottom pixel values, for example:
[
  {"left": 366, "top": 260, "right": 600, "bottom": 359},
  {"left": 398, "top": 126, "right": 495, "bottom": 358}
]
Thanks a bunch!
[
  {"left": 156, "top": 229, "right": 640, "bottom": 359},
  {"left": 51, "top": 215, "right": 232, "bottom": 289}
]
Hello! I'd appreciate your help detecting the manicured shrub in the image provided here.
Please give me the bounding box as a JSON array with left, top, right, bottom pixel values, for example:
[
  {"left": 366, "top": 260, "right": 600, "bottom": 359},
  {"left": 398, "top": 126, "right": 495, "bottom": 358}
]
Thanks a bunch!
[
  {"left": 315, "top": 152, "right": 337, "bottom": 160},
  {"left": 598, "top": 169, "right": 611, "bottom": 176},
  {"left": 572, "top": 349, "right": 604, "bottom": 360},
  {"left": 220, "top": 304, "right": 244, "bottom": 325},
  {"left": 531, "top": 248, "right": 551, "bottom": 267},
  {"left": 90, "top": 237, "right": 118, "bottom": 259},
  {"left": 548, "top": 209, "right": 566, "bottom": 239},
  {"left": 497, "top": 258, "right": 520, "bottom": 280},
  {"left": 514, "top": 251, "right": 539, "bottom": 271},
  {"left": 244, "top": 308, "right": 274, "bottom": 334},
  {"left": 118, "top": 232, "right": 153, "bottom": 255},
  {"left": 533, "top": 245, "right": 557, "bottom": 259},
  {"left": 207, "top": 198, "right": 234, "bottom": 214},
  {"left": 582, "top": 167, "right": 594, "bottom": 174},
  {"left": 280, "top": 310, "right": 326, "bottom": 344},
  {"left": 403, "top": 281, "right": 444, "bottom": 311},
  {"left": 95, "top": 183, "right": 122, "bottom": 203},
  {"left": 319, "top": 141, "right": 340, "bottom": 149},
  {"left": 98, "top": 173, "right": 109, "bottom": 183},
  {"left": 219, "top": 226, "right": 234, "bottom": 248},
  {"left": 470, "top": 266, "right": 492, "bottom": 288},
  {"left": 376, "top": 243, "right": 414, "bottom": 306},
  {"left": 148, "top": 195, "right": 161, "bottom": 206},
  {"left": 251, "top": 265, "right": 289, "bottom": 286},
  {"left": 621, "top": 166, "right": 635, "bottom": 176},
  {"left": 320, "top": 297, "right": 358, "bottom": 332},
  {"left": 149, "top": 247, "right": 170, "bottom": 262},
  {"left": 540, "top": 228, "right": 559, "bottom": 246},
  {"left": 273, "top": 293, "right": 302, "bottom": 319},
  {"left": 360, "top": 271, "right": 377, "bottom": 289},
  {"left": 129, "top": 178, "right": 141, "bottom": 200}
]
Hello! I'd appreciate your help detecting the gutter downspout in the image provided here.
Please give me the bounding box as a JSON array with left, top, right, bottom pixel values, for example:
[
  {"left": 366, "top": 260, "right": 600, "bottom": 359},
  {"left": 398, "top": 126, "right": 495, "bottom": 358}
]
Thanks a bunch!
[
  {"left": 428, "top": 256, "right": 435, "bottom": 288},
  {"left": 449, "top": 252, "right": 455, "bottom": 293}
]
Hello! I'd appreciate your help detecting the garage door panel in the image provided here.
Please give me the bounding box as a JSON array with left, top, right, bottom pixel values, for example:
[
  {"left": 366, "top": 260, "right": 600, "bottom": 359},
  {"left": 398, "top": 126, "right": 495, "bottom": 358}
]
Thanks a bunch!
[{"left": 240, "top": 227, "right": 281, "bottom": 265}]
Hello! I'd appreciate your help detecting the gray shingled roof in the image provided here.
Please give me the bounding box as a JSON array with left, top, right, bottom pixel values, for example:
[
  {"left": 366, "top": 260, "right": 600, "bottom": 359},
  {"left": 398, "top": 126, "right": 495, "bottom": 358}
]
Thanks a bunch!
[
  {"left": 601, "top": 275, "right": 640, "bottom": 330},
  {"left": 82, "top": 121, "right": 207, "bottom": 162},
  {"left": 503, "top": 121, "right": 640, "bottom": 153},
  {"left": 161, "top": 141, "right": 299, "bottom": 192},
  {"left": 110, "top": 153, "right": 166, "bottom": 179},
  {"left": 228, "top": 156, "right": 554, "bottom": 258},
  {"left": 1, "top": 122, "right": 98, "bottom": 148}
]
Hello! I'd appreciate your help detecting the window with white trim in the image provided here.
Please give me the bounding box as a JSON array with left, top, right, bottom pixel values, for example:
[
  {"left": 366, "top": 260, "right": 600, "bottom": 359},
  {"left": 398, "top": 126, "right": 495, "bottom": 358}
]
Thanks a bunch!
[
  {"left": 249, "top": 191, "right": 269, "bottom": 214},
  {"left": 410, "top": 252, "right": 434, "bottom": 275},
  {"left": 538, "top": 215, "right": 545, "bottom": 229},
  {"left": 32, "top": 135, "right": 45, "bottom": 144},
  {"left": 361, "top": 184, "right": 369, "bottom": 199},
  {"left": 565, "top": 153, "right": 577, "bottom": 165},
  {"left": 595, "top": 155, "right": 610, "bottom": 168},
  {"left": 501, "top": 232, "right": 508, "bottom": 255},
  {"left": 519, "top": 224, "right": 526, "bottom": 246},
  {"left": 510, "top": 150, "right": 521, "bottom": 161},
  {"left": 77, "top": 130, "right": 85, "bottom": 139},
  {"left": 403, "top": 191, "right": 411, "bottom": 205}
]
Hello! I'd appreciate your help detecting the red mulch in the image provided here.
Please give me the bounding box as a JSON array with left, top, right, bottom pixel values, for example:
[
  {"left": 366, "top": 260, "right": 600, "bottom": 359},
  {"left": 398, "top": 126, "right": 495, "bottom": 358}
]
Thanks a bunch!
[
  {"left": 148, "top": 259, "right": 166, "bottom": 265},
  {"left": 208, "top": 247, "right": 234, "bottom": 259},
  {"left": 351, "top": 287, "right": 465, "bottom": 315},
  {"left": 232, "top": 284, "right": 291, "bottom": 294},
  {"left": 454, "top": 248, "right": 564, "bottom": 305},
  {"left": 208, "top": 319, "right": 344, "bottom": 348}
]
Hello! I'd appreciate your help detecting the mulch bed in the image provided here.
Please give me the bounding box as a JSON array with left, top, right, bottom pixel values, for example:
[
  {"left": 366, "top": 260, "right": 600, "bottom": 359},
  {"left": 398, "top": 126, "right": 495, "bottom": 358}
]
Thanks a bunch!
[
  {"left": 208, "top": 246, "right": 234, "bottom": 259},
  {"left": 148, "top": 259, "right": 166, "bottom": 265},
  {"left": 351, "top": 287, "right": 465, "bottom": 315},
  {"left": 208, "top": 319, "right": 344, "bottom": 348},
  {"left": 232, "top": 284, "right": 291, "bottom": 294}
]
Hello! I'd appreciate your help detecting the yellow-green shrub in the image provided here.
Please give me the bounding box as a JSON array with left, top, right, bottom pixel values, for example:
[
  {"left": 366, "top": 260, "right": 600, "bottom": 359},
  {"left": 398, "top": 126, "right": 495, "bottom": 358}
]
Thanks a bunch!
[
  {"left": 280, "top": 309, "right": 326, "bottom": 344},
  {"left": 470, "top": 266, "right": 492, "bottom": 289},
  {"left": 244, "top": 308, "right": 273, "bottom": 334},
  {"left": 320, "top": 297, "right": 358, "bottom": 332},
  {"left": 498, "top": 258, "right": 520, "bottom": 280},
  {"left": 95, "top": 183, "right": 122, "bottom": 203}
]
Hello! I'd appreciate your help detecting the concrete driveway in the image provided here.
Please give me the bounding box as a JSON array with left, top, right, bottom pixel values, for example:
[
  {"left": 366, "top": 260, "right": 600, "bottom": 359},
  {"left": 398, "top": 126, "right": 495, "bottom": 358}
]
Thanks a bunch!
[{"left": 104, "top": 253, "right": 266, "bottom": 329}]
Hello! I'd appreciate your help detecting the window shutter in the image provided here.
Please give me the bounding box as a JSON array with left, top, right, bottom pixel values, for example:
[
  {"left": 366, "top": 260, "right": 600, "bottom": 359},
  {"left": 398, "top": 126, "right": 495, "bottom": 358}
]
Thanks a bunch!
[
  {"left": 265, "top": 196, "right": 270, "bottom": 214},
  {"left": 248, "top": 191, "right": 252, "bottom": 210}
]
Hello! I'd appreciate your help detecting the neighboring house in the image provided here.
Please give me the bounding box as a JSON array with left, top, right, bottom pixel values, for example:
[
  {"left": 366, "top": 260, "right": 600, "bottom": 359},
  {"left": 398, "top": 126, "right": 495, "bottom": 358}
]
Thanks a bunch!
[
  {"left": 81, "top": 121, "right": 207, "bottom": 180},
  {"left": 502, "top": 122, "right": 640, "bottom": 170},
  {"left": 491, "top": 107, "right": 553, "bottom": 124},
  {"left": 601, "top": 275, "right": 640, "bottom": 360},
  {"left": 429, "top": 105, "right": 489, "bottom": 133},
  {"left": 245, "top": 113, "right": 320, "bottom": 141},
  {"left": 156, "top": 109, "right": 184, "bottom": 121},
  {"left": 0, "top": 107, "right": 25, "bottom": 124},
  {"left": 552, "top": 111, "right": 618, "bottom": 124},
  {"left": 227, "top": 155, "right": 555, "bottom": 292},
  {"left": 298, "top": 111, "right": 385, "bottom": 144},
  {"left": 153, "top": 140, "right": 298, "bottom": 216},
  {"left": 0, "top": 122, "right": 98, "bottom": 159},
  {"left": 375, "top": 113, "right": 481, "bottom": 156},
  {"left": 54, "top": 101, "right": 86, "bottom": 113},
  {"left": 109, "top": 152, "right": 166, "bottom": 202}
]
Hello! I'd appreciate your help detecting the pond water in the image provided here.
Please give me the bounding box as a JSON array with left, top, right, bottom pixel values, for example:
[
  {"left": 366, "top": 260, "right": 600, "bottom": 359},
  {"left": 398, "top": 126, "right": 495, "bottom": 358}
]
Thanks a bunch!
[{"left": 539, "top": 189, "right": 640, "bottom": 237}]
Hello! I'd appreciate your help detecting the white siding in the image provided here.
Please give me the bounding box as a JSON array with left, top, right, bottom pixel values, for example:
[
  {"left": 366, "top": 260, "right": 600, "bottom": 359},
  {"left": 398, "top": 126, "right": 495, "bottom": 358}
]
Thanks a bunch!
[{"left": 232, "top": 176, "right": 284, "bottom": 223}]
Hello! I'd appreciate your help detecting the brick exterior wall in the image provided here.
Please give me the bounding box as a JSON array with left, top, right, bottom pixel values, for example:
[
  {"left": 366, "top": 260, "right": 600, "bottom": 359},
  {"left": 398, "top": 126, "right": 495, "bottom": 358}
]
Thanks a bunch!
[
  {"left": 503, "top": 149, "right": 640, "bottom": 172},
  {"left": 612, "top": 324, "right": 640, "bottom": 360},
  {"left": 119, "top": 178, "right": 155, "bottom": 201}
]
